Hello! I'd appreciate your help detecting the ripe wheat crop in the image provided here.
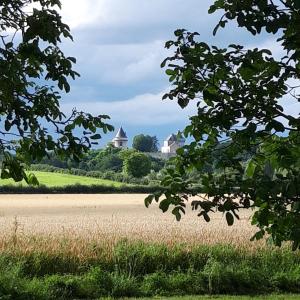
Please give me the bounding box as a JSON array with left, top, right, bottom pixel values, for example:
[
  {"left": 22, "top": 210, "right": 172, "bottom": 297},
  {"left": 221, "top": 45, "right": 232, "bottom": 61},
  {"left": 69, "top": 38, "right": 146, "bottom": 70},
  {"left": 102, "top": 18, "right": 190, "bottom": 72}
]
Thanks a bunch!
[{"left": 0, "top": 194, "right": 266, "bottom": 260}]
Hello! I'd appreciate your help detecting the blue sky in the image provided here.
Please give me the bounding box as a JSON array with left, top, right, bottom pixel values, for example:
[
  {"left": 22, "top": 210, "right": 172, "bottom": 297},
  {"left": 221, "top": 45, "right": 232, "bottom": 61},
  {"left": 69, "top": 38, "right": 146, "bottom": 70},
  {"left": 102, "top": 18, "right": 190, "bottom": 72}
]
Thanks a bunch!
[{"left": 57, "top": 0, "right": 297, "bottom": 148}]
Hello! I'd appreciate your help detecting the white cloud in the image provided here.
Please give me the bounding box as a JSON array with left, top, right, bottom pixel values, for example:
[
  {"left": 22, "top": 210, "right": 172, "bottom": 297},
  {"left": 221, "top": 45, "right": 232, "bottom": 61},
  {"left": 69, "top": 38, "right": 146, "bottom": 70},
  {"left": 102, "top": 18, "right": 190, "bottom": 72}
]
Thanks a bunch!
[
  {"left": 60, "top": 0, "right": 213, "bottom": 30},
  {"left": 62, "top": 90, "right": 197, "bottom": 126},
  {"left": 62, "top": 39, "right": 168, "bottom": 88},
  {"left": 60, "top": 0, "right": 103, "bottom": 29},
  {"left": 98, "top": 40, "right": 167, "bottom": 84}
]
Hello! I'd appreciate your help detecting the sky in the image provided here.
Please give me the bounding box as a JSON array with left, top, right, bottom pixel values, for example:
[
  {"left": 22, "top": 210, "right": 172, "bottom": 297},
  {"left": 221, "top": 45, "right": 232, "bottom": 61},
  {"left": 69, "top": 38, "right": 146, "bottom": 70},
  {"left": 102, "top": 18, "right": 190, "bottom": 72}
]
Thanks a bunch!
[{"left": 55, "top": 0, "right": 296, "bottom": 148}]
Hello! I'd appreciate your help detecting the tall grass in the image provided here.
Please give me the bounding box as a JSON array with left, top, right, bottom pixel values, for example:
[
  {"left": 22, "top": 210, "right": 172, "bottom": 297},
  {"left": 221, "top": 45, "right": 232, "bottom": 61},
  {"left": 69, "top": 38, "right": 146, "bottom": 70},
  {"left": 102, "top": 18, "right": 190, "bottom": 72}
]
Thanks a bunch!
[{"left": 0, "top": 231, "right": 299, "bottom": 299}]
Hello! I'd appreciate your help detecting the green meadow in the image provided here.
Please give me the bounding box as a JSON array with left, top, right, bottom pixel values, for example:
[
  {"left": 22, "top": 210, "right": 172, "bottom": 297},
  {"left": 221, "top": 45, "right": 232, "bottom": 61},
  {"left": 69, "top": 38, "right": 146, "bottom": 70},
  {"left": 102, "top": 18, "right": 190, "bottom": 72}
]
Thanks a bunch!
[{"left": 0, "top": 171, "right": 122, "bottom": 187}]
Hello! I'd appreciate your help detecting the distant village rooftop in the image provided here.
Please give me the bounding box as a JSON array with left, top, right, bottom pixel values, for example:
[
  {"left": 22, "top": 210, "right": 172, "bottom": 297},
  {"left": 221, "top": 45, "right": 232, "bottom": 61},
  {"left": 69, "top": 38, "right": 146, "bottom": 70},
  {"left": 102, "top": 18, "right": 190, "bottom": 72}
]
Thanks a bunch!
[{"left": 112, "top": 127, "right": 185, "bottom": 154}]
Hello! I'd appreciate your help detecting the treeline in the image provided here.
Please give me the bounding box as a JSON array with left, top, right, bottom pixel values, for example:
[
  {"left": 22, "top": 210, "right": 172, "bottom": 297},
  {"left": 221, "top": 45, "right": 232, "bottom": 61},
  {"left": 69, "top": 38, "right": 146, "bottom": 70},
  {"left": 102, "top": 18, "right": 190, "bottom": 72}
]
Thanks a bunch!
[
  {"left": 1, "top": 139, "right": 254, "bottom": 188},
  {"left": 29, "top": 144, "right": 167, "bottom": 186},
  {"left": 37, "top": 145, "right": 165, "bottom": 177},
  {"left": 31, "top": 140, "right": 253, "bottom": 187}
]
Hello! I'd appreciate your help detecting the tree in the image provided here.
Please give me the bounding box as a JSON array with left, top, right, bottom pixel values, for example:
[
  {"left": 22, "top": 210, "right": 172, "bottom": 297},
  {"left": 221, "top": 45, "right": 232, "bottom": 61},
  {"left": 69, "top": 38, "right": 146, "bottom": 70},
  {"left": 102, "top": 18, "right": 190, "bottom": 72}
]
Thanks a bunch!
[
  {"left": 132, "top": 134, "right": 158, "bottom": 152},
  {"left": 146, "top": 0, "right": 300, "bottom": 249},
  {"left": 0, "top": 0, "right": 113, "bottom": 184},
  {"left": 123, "top": 152, "right": 151, "bottom": 178},
  {"left": 96, "top": 154, "right": 123, "bottom": 172}
]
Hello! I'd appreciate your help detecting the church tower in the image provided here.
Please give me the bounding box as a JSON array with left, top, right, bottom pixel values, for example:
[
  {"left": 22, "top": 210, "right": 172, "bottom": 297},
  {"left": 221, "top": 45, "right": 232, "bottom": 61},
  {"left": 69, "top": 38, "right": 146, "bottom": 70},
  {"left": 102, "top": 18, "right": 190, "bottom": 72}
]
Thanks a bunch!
[{"left": 112, "top": 127, "right": 128, "bottom": 148}]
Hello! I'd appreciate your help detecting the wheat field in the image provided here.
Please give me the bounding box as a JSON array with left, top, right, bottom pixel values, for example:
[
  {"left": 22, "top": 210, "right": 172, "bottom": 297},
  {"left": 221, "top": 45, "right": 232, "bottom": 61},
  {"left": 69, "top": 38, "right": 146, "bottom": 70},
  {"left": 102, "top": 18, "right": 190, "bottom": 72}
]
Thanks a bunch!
[{"left": 0, "top": 194, "right": 264, "bottom": 258}]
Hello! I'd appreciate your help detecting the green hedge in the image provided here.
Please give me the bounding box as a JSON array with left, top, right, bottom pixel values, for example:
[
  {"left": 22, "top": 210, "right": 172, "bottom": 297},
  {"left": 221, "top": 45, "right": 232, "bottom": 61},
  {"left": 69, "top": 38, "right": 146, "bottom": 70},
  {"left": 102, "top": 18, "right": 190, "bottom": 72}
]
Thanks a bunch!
[
  {"left": 0, "top": 242, "right": 300, "bottom": 299},
  {"left": 0, "top": 184, "right": 161, "bottom": 194}
]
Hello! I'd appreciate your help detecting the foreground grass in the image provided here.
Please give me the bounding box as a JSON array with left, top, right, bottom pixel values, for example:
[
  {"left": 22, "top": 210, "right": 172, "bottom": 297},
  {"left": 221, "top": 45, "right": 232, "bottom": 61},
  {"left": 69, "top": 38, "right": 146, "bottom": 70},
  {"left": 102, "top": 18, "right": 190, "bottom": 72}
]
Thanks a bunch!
[
  {"left": 120, "top": 296, "right": 300, "bottom": 300},
  {"left": 0, "top": 171, "right": 122, "bottom": 187},
  {"left": 0, "top": 240, "right": 300, "bottom": 299}
]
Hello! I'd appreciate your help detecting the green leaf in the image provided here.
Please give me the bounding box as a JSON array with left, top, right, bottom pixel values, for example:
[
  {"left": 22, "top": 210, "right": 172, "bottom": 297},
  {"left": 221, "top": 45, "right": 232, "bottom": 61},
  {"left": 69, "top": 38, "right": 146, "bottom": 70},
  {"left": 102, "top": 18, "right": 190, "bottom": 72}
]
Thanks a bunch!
[
  {"left": 174, "top": 29, "right": 185, "bottom": 36},
  {"left": 26, "top": 173, "right": 39, "bottom": 186},
  {"left": 245, "top": 160, "right": 257, "bottom": 178},
  {"left": 172, "top": 207, "right": 182, "bottom": 221},
  {"left": 226, "top": 212, "right": 234, "bottom": 226},
  {"left": 165, "top": 69, "right": 175, "bottom": 76},
  {"left": 144, "top": 194, "right": 154, "bottom": 208},
  {"left": 6, "top": 42, "right": 13, "bottom": 48},
  {"left": 266, "top": 120, "right": 285, "bottom": 132},
  {"left": 159, "top": 199, "right": 170, "bottom": 213},
  {"left": 201, "top": 212, "right": 210, "bottom": 222},
  {"left": 208, "top": 4, "right": 217, "bottom": 14},
  {"left": 4, "top": 120, "right": 11, "bottom": 131},
  {"left": 250, "top": 230, "right": 265, "bottom": 241},
  {"left": 90, "top": 134, "right": 101, "bottom": 140},
  {"left": 68, "top": 56, "right": 76, "bottom": 63}
]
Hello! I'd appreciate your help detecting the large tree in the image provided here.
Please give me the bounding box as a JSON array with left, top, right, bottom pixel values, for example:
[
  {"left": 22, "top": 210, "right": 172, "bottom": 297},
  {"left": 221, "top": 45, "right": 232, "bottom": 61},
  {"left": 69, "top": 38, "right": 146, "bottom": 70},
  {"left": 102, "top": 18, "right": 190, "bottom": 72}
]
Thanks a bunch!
[
  {"left": 132, "top": 134, "right": 159, "bottom": 152},
  {"left": 0, "top": 0, "right": 113, "bottom": 184},
  {"left": 146, "top": 0, "right": 300, "bottom": 248},
  {"left": 123, "top": 152, "right": 151, "bottom": 178}
]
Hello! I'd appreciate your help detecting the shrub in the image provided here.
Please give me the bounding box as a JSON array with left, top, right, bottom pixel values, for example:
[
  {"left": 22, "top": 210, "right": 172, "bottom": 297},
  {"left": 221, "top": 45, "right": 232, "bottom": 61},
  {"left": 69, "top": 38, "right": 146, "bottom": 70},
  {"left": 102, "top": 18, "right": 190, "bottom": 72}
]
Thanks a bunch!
[
  {"left": 0, "top": 184, "right": 161, "bottom": 194},
  {"left": 45, "top": 275, "right": 82, "bottom": 300}
]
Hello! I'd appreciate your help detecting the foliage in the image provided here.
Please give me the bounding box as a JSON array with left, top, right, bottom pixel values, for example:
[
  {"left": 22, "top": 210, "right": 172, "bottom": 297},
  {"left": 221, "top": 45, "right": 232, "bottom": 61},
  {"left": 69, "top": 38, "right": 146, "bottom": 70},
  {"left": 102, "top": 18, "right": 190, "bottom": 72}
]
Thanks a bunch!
[
  {"left": 1, "top": 242, "right": 300, "bottom": 298},
  {"left": 147, "top": 0, "right": 300, "bottom": 248},
  {"left": 123, "top": 152, "right": 152, "bottom": 178},
  {"left": 132, "top": 134, "right": 159, "bottom": 152},
  {"left": 149, "top": 155, "right": 166, "bottom": 172},
  {"left": 0, "top": 0, "right": 113, "bottom": 185},
  {"left": 0, "top": 183, "right": 161, "bottom": 194},
  {"left": 119, "top": 148, "right": 138, "bottom": 160},
  {"left": 33, "top": 140, "right": 166, "bottom": 177},
  {"left": 95, "top": 153, "right": 123, "bottom": 172}
]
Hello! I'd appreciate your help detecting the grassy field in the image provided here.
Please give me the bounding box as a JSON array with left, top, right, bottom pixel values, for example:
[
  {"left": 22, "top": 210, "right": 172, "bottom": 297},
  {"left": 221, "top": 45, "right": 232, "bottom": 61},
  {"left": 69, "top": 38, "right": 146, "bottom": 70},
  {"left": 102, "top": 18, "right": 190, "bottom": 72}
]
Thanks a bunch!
[{"left": 0, "top": 171, "right": 122, "bottom": 187}]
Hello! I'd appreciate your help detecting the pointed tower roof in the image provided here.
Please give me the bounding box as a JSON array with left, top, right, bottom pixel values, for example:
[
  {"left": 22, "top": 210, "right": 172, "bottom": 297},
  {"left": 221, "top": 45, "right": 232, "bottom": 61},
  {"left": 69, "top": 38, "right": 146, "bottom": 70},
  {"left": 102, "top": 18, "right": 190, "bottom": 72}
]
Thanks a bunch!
[{"left": 115, "top": 127, "right": 128, "bottom": 139}]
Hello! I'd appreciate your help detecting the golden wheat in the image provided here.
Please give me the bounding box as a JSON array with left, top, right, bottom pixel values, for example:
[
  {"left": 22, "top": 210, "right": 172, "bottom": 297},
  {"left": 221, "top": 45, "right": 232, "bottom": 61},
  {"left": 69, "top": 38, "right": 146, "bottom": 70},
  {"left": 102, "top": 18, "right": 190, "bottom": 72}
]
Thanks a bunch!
[{"left": 0, "top": 194, "right": 264, "bottom": 259}]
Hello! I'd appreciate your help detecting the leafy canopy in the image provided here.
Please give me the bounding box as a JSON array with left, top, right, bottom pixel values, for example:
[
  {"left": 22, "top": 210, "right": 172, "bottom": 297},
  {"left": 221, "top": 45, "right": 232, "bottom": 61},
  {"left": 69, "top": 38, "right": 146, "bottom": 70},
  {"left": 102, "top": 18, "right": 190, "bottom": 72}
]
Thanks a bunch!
[
  {"left": 123, "top": 152, "right": 151, "bottom": 178},
  {"left": 0, "top": 0, "right": 113, "bottom": 184},
  {"left": 146, "top": 0, "right": 300, "bottom": 249},
  {"left": 132, "top": 134, "right": 159, "bottom": 152}
]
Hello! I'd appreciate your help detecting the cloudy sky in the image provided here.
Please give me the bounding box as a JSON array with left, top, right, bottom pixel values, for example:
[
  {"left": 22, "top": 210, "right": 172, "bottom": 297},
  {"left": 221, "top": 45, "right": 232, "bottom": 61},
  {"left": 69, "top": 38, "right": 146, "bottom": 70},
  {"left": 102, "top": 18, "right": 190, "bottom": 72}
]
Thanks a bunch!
[{"left": 56, "top": 0, "right": 288, "bottom": 147}]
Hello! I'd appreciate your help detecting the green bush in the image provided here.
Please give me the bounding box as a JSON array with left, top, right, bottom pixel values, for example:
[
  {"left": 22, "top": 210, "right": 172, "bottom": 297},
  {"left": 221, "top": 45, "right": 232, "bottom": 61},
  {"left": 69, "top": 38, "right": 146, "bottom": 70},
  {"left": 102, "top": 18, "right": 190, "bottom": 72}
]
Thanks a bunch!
[
  {"left": 45, "top": 275, "right": 82, "bottom": 299},
  {"left": 84, "top": 267, "right": 113, "bottom": 297},
  {"left": 0, "top": 243, "right": 299, "bottom": 298}
]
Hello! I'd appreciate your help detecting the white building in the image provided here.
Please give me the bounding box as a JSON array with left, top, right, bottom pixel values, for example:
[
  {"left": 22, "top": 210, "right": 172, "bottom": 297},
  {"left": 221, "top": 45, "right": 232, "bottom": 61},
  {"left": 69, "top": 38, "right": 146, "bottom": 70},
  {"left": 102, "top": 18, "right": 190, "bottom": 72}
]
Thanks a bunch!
[
  {"left": 112, "top": 127, "right": 128, "bottom": 148},
  {"left": 161, "top": 133, "right": 185, "bottom": 154}
]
